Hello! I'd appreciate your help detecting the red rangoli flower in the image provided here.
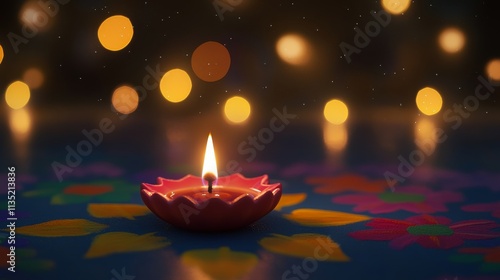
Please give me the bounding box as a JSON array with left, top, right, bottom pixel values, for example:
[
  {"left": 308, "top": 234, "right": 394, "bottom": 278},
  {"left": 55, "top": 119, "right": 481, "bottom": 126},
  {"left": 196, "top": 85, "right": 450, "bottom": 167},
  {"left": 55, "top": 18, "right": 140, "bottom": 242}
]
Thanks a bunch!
[
  {"left": 350, "top": 215, "right": 500, "bottom": 249},
  {"left": 306, "top": 174, "right": 387, "bottom": 194}
]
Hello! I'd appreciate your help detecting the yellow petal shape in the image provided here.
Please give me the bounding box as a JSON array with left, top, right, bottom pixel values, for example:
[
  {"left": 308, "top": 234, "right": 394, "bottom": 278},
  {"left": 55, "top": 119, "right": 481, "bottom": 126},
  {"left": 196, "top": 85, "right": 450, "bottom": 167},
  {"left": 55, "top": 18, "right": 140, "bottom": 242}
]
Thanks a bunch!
[
  {"left": 259, "top": 233, "right": 349, "bottom": 261},
  {"left": 16, "top": 219, "right": 108, "bottom": 237},
  {"left": 284, "top": 208, "right": 370, "bottom": 226},
  {"left": 275, "top": 193, "right": 307, "bottom": 211},
  {"left": 87, "top": 203, "right": 150, "bottom": 220},
  {"left": 181, "top": 247, "right": 258, "bottom": 280},
  {"left": 85, "top": 232, "right": 170, "bottom": 258}
]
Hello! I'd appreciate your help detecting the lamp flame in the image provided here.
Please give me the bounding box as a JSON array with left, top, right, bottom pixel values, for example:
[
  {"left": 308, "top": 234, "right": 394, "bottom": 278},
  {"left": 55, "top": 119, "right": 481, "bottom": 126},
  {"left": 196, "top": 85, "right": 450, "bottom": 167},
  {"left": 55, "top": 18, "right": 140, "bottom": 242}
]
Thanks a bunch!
[{"left": 202, "top": 134, "right": 218, "bottom": 180}]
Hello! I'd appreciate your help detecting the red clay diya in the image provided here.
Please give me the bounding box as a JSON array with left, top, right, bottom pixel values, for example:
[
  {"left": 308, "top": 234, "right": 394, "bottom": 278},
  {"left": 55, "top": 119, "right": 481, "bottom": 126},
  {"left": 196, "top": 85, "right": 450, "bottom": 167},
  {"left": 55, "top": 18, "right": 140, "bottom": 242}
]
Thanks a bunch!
[{"left": 140, "top": 134, "right": 282, "bottom": 231}]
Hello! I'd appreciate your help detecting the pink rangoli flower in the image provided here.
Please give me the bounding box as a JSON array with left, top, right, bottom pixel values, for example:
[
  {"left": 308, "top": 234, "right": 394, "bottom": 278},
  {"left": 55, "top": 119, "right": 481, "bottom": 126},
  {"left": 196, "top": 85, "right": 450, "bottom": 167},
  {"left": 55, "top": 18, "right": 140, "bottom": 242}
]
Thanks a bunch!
[
  {"left": 333, "top": 186, "right": 463, "bottom": 214},
  {"left": 350, "top": 215, "right": 500, "bottom": 249}
]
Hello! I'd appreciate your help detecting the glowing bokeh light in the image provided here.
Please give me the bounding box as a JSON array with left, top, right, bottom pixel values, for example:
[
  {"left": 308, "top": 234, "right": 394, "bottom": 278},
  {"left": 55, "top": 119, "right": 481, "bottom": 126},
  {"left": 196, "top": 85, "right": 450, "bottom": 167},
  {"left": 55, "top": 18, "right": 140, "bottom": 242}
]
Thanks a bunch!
[
  {"left": 9, "top": 108, "right": 32, "bottom": 139},
  {"left": 276, "top": 33, "right": 311, "bottom": 66},
  {"left": 439, "top": 27, "right": 465, "bottom": 53},
  {"left": 224, "top": 96, "right": 251, "bottom": 124},
  {"left": 22, "top": 67, "right": 44, "bottom": 89},
  {"left": 485, "top": 58, "right": 500, "bottom": 82},
  {"left": 192, "top": 41, "right": 231, "bottom": 82},
  {"left": 416, "top": 87, "right": 443, "bottom": 116},
  {"left": 381, "top": 0, "right": 411, "bottom": 14},
  {"left": 9, "top": 108, "right": 32, "bottom": 166},
  {"left": 19, "top": 1, "right": 51, "bottom": 31},
  {"left": 415, "top": 118, "right": 437, "bottom": 154},
  {"left": 5, "top": 81, "right": 31, "bottom": 109},
  {"left": 111, "top": 85, "right": 139, "bottom": 114},
  {"left": 0, "top": 44, "right": 4, "bottom": 64},
  {"left": 160, "top": 69, "right": 192, "bottom": 103},
  {"left": 324, "top": 122, "right": 348, "bottom": 152},
  {"left": 324, "top": 99, "right": 349, "bottom": 125},
  {"left": 22, "top": 8, "right": 40, "bottom": 26},
  {"left": 98, "top": 15, "right": 134, "bottom": 51}
]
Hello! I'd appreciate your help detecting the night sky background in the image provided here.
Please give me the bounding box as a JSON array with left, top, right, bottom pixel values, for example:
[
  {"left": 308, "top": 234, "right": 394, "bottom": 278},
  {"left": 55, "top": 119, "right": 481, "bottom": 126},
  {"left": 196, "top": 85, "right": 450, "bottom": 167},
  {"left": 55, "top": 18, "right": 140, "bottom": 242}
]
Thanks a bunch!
[{"left": 1, "top": 0, "right": 499, "bottom": 117}]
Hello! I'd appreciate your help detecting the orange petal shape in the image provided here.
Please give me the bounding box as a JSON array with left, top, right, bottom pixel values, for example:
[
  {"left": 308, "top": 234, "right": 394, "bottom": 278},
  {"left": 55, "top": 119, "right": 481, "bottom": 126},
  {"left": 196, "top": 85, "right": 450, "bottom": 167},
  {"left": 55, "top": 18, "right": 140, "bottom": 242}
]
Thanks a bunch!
[
  {"left": 284, "top": 208, "right": 370, "bottom": 226},
  {"left": 181, "top": 247, "right": 258, "bottom": 280},
  {"left": 275, "top": 193, "right": 307, "bottom": 211},
  {"left": 87, "top": 203, "right": 150, "bottom": 220},
  {"left": 85, "top": 232, "right": 170, "bottom": 258},
  {"left": 16, "top": 219, "right": 108, "bottom": 237},
  {"left": 259, "top": 233, "right": 349, "bottom": 261}
]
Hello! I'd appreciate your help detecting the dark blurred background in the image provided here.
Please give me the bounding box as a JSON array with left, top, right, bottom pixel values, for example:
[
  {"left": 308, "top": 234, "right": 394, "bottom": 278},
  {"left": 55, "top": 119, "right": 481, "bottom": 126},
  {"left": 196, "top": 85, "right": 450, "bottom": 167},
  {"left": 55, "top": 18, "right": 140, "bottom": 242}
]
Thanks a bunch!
[
  {"left": 1, "top": 0, "right": 499, "bottom": 112},
  {"left": 1, "top": 0, "right": 499, "bottom": 179}
]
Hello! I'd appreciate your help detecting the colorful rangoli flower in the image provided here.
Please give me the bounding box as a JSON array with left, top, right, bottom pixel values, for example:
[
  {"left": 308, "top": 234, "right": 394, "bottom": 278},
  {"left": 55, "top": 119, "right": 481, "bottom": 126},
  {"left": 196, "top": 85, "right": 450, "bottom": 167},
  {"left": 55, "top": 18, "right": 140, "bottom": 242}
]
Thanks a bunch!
[
  {"left": 350, "top": 215, "right": 500, "bottom": 249},
  {"left": 23, "top": 179, "right": 137, "bottom": 204},
  {"left": 333, "top": 186, "right": 463, "bottom": 214}
]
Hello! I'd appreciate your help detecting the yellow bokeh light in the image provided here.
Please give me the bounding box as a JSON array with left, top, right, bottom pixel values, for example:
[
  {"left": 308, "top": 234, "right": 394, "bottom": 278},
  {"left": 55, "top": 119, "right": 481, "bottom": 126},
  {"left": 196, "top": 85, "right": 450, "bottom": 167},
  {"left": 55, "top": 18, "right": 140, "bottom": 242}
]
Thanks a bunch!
[
  {"left": 22, "top": 67, "right": 44, "bottom": 89},
  {"left": 9, "top": 108, "right": 32, "bottom": 164},
  {"left": 5, "top": 81, "right": 31, "bottom": 109},
  {"left": 439, "top": 27, "right": 465, "bottom": 54},
  {"left": 415, "top": 118, "right": 437, "bottom": 154},
  {"left": 324, "top": 99, "right": 349, "bottom": 125},
  {"left": 160, "top": 69, "right": 192, "bottom": 103},
  {"left": 111, "top": 85, "right": 139, "bottom": 114},
  {"left": 181, "top": 247, "right": 258, "bottom": 280},
  {"left": 485, "top": 58, "right": 500, "bottom": 82},
  {"left": 224, "top": 96, "right": 251, "bottom": 124},
  {"left": 9, "top": 108, "right": 32, "bottom": 139},
  {"left": 0, "top": 44, "right": 4, "bottom": 64},
  {"left": 192, "top": 41, "right": 231, "bottom": 82},
  {"left": 98, "top": 15, "right": 134, "bottom": 51},
  {"left": 382, "top": 0, "right": 411, "bottom": 14},
  {"left": 276, "top": 33, "right": 311, "bottom": 66},
  {"left": 324, "top": 122, "right": 348, "bottom": 152},
  {"left": 416, "top": 87, "right": 443, "bottom": 116}
]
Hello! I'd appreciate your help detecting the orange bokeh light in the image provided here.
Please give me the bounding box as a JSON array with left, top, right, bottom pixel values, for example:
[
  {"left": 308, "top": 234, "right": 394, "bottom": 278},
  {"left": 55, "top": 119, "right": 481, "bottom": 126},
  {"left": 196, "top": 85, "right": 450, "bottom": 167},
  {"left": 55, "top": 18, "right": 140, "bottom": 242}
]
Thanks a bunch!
[
  {"left": 485, "top": 59, "right": 500, "bottom": 82},
  {"left": 22, "top": 67, "right": 44, "bottom": 89},
  {"left": 191, "top": 41, "right": 231, "bottom": 82}
]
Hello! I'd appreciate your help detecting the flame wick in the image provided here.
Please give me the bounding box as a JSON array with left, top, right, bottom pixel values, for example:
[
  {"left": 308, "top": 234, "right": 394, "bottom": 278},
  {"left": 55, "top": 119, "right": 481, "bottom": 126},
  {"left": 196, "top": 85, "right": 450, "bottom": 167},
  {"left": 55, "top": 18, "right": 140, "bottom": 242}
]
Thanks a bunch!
[{"left": 203, "top": 172, "right": 216, "bottom": 193}]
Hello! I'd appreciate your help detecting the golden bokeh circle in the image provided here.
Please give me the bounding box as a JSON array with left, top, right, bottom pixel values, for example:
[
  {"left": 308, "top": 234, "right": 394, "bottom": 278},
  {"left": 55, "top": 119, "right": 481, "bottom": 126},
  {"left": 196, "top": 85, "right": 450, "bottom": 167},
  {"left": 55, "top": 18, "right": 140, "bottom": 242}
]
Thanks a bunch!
[
  {"left": 224, "top": 96, "right": 251, "bottom": 124},
  {"left": 98, "top": 15, "right": 134, "bottom": 51},
  {"left": 439, "top": 27, "right": 465, "bottom": 53},
  {"left": 416, "top": 87, "right": 443, "bottom": 116},
  {"left": 0, "top": 45, "right": 4, "bottom": 64},
  {"left": 160, "top": 69, "right": 193, "bottom": 103},
  {"left": 382, "top": 0, "right": 411, "bottom": 14},
  {"left": 276, "top": 34, "right": 311, "bottom": 66},
  {"left": 324, "top": 99, "right": 349, "bottom": 125},
  {"left": 485, "top": 59, "right": 500, "bottom": 82},
  {"left": 5, "top": 81, "right": 31, "bottom": 109}
]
